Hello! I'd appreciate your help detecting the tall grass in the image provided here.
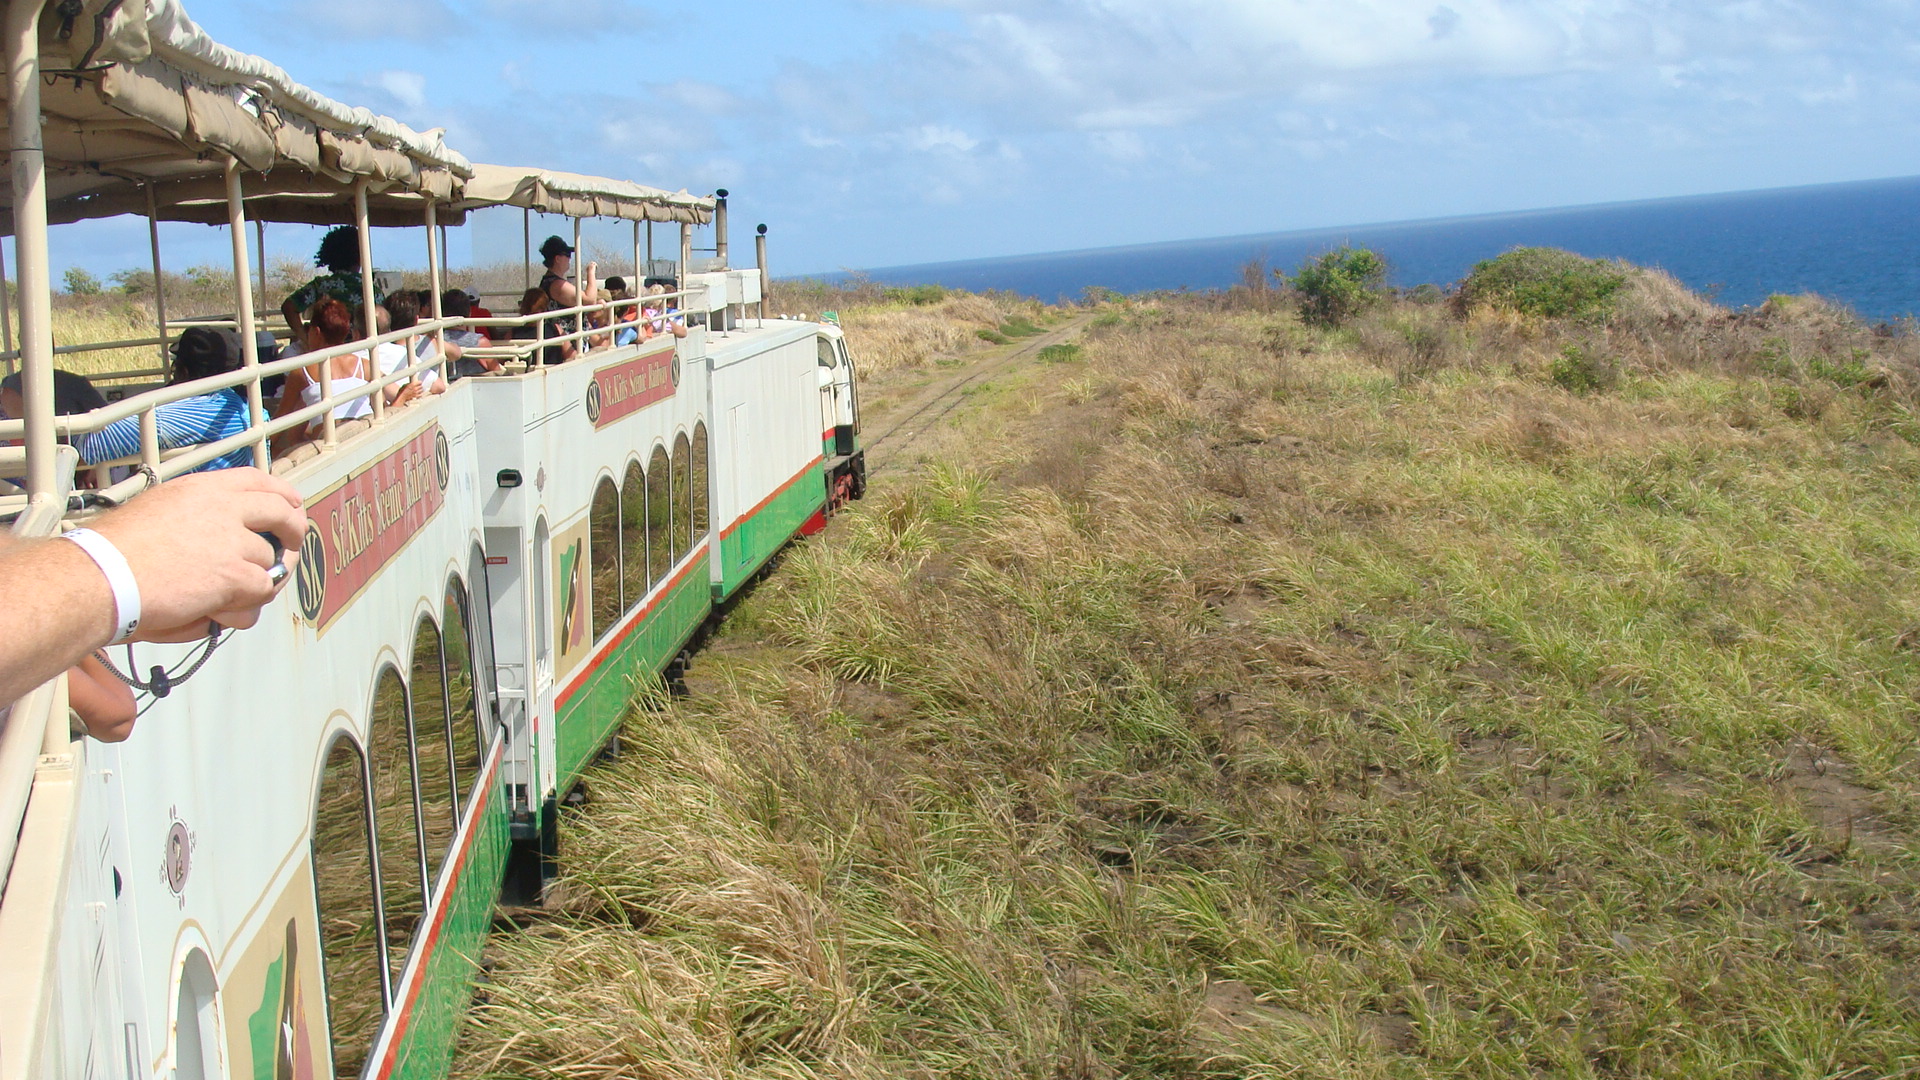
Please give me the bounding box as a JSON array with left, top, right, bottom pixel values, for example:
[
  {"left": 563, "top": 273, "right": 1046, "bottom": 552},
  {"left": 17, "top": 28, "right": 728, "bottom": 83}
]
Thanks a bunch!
[{"left": 457, "top": 278, "right": 1920, "bottom": 1078}]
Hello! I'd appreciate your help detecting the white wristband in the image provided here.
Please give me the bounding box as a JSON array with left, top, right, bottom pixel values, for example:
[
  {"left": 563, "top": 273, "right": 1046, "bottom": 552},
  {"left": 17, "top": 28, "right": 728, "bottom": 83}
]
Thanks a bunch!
[{"left": 62, "top": 528, "right": 141, "bottom": 645}]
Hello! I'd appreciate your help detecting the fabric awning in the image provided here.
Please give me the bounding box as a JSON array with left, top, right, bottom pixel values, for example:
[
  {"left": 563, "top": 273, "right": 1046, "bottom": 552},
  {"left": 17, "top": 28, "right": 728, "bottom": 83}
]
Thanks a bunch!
[
  {"left": 0, "top": 0, "right": 473, "bottom": 232},
  {"left": 453, "top": 164, "right": 715, "bottom": 225}
]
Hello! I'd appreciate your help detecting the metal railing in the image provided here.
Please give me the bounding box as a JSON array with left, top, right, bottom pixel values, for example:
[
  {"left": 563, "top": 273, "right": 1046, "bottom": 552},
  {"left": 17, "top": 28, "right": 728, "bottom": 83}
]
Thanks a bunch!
[{"left": 0, "top": 285, "right": 711, "bottom": 514}]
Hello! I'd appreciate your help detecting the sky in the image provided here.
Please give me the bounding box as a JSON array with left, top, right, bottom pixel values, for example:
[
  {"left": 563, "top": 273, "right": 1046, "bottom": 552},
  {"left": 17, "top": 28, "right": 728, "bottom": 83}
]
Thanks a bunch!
[{"left": 46, "top": 0, "right": 1920, "bottom": 283}]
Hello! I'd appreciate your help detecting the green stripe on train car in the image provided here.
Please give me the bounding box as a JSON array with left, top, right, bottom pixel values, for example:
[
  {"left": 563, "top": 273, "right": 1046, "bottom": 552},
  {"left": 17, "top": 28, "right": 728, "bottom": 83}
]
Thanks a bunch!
[
  {"left": 718, "top": 464, "right": 826, "bottom": 600},
  {"left": 554, "top": 554, "right": 713, "bottom": 788},
  {"left": 385, "top": 777, "right": 513, "bottom": 1080}
]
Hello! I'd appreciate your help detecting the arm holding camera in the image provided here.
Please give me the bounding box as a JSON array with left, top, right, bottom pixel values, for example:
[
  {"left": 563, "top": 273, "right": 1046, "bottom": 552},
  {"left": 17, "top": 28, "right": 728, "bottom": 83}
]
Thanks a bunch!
[{"left": 0, "top": 468, "right": 306, "bottom": 709}]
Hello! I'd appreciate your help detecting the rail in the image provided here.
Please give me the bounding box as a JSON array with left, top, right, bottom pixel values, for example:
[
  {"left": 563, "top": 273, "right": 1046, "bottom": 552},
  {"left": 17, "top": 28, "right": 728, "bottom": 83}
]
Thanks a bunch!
[{"left": 0, "top": 284, "right": 711, "bottom": 515}]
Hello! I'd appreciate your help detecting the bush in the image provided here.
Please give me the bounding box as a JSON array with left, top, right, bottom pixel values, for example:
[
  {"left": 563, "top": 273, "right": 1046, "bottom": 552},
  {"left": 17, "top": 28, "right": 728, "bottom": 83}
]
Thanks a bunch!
[
  {"left": 1458, "top": 247, "right": 1626, "bottom": 321},
  {"left": 1284, "top": 246, "right": 1388, "bottom": 328},
  {"left": 62, "top": 267, "right": 101, "bottom": 296},
  {"left": 975, "top": 328, "right": 1009, "bottom": 345},
  {"left": 1550, "top": 343, "right": 1617, "bottom": 394},
  {"left": 883, "top": 284, "right": 947, "bottom": 306},
  {"left": 1037, "top": 344, "right": 1081, "bottom": 364}
]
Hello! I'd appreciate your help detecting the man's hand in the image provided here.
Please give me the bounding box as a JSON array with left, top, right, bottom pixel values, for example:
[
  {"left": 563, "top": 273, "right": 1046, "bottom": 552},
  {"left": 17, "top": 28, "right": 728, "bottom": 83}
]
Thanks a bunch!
[{"left": 91, "top": 468, "right": 305, "bottom": 637}]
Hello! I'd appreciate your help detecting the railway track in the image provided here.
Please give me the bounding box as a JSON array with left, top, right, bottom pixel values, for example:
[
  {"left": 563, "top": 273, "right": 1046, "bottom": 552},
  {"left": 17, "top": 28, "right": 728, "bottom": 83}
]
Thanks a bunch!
[{"left": 862, "top": 315, "right": 1091, "bottom": 475}]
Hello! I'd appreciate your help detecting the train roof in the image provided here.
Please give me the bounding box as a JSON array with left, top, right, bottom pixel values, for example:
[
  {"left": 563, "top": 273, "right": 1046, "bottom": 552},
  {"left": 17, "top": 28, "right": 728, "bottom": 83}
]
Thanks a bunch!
[
  {"left": 454, "top": 164, "right": 716, "bottom": 226},
  {"left": 0, "top": 0, "right": 472, "bottom": 232}
]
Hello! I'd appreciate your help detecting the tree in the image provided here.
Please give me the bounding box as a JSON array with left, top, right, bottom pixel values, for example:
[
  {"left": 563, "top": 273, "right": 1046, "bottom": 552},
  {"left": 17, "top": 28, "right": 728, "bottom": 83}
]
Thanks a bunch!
[
  {"left": 62, "top": 266, "right": 101, "bottom": 296},
  {"left": 1283, "top": 246, "right": 1387, "bottom": 328}
]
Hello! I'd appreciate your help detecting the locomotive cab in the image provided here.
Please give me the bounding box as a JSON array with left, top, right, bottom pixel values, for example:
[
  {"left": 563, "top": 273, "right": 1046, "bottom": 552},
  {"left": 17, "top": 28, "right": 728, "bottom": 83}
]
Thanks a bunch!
[{"left": 818, "top": 327, "right": 866, "bottom": 510}]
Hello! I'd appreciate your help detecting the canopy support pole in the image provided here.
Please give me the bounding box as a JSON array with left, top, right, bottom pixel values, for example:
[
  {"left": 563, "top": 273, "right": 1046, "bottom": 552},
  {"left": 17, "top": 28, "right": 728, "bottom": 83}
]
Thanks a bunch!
[
  {"left": 631, "top": 220, "right": 640, "bottom": 288},
  {"left": 8, "top": 1, "right": 58, "bottom": 503},
  {"left": 679, "top": 222, "right": 693, "bottom": 315},
  {"left": 224, "top": 160, "right": 267, "bottom": 469},
  {"left": 144, "top": 184, "right": 168, "bottom": 370},
  {"left": 426, "top": 201, "right": 446, "bottom": 384},
  {"left": 646, "top": 222, "right": 653, "bottom": 275},
  {"left": 354, "top": 179, "right": 383, "bottom": 422},
  {"left": 522, "top": 208, "right": 531, "bottom": 294},
  {"left": 254, "top": 219, "right": 268, "bottom": 322},
  {"left": 0, "top": 238, "right": 15, "bottom": 369},
  {"left": 573, "top": 217, "right": 584, "bottom": 355}
]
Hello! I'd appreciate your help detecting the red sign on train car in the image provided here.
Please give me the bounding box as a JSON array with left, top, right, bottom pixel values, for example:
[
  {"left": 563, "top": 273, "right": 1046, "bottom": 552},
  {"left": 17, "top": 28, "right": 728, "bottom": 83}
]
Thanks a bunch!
[
  {"left": 295, "top": 423, "right": 449, "bottom": 632},
  {"left": 584, "top": 345, "right": 677, "bottom": 430}
]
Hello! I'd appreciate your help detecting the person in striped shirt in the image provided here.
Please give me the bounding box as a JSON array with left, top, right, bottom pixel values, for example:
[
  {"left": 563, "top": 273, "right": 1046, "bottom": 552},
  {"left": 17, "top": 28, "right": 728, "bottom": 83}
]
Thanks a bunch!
[{"left": 80, "top": 327, "right": 252, "bottom": 474}]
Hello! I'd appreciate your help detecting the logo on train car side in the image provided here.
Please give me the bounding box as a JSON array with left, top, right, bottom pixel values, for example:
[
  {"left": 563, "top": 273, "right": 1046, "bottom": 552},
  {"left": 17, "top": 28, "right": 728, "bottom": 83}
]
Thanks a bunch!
[
  {"left": 296, "top": 423, "right": 449, "bottom": 632},
  {"left": 585, "top": 345, "right": 677, "bottom": 429}
]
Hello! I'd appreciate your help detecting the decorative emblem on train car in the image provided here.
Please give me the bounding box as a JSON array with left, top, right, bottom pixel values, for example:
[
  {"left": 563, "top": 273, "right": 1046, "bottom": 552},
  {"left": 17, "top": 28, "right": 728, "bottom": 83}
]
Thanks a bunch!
[
  {"left": 160, "top": 806, "right": 195, "bottom": 907},
  {"left": 586, "top": 344, "right": 678, "bottom": 430},
  {"left": 299, "top": 423, "right": 448, "bottom": 634}
]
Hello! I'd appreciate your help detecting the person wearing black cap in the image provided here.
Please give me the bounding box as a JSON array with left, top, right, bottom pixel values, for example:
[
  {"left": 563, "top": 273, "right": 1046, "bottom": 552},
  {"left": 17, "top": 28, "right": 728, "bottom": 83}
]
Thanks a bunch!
[
  {"left": 535, "top": 235, "right": 599, "bottom": 363},
  {"left": 80, "top": 327, "right": 252, "bottom": 474},
  {"left": 0, "top": 368, "right": 107, "bottom": 431}
]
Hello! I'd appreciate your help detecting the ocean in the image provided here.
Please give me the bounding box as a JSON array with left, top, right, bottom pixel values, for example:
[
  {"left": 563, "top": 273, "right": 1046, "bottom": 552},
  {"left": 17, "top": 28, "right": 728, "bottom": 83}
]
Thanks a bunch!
[{"left": 833, "top": 175, "right": 1920, "bottom": 323}]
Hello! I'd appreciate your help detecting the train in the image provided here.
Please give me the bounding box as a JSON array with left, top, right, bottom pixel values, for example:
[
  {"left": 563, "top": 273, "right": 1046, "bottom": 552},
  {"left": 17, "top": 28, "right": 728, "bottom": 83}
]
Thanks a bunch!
[{"left": 0, "top": 3, "right": 863, "bottom": 1078}]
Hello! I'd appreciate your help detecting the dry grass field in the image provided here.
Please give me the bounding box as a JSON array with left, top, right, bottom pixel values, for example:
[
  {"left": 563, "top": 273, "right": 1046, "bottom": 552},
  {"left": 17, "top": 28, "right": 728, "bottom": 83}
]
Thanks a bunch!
[{"left": 451, "top": 263, "right": 1920, "bottom": 1079}]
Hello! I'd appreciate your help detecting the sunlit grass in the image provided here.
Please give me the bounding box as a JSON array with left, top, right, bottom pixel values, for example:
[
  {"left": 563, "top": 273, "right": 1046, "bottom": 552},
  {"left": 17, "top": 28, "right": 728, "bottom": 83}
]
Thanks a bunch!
[{"left": 455, "top": 286, "right": 1920, "bottom": 1079}]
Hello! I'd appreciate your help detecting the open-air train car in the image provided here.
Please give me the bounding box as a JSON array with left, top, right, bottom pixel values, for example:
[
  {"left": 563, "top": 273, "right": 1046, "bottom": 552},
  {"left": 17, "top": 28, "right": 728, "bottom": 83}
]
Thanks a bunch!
[{"left": 0, "top": 3, "right": 864, "bottom": 1078}]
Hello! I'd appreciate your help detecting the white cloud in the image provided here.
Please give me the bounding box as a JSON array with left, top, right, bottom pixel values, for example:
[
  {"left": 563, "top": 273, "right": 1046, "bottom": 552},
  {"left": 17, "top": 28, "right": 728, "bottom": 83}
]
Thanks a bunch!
[
  {"left": 372, "top": 70, "right": 428, "bottom": 112},
  {"left": 907, "top": 125, "right": 981, "bottom": 154}
]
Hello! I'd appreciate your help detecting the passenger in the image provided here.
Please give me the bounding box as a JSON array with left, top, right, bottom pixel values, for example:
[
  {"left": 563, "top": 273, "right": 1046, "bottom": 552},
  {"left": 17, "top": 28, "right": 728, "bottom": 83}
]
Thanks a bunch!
[
  {"left": 514, "top": 286, "right": 573, "bottom": 365},
  {"left": 644, "top": 284, "right": 690, "bottom": 340},
  {"left": 80, "top": 327, "right": 251, "bottom": 474},
  {"left": 0, "top": 368, "right": 107, "bottom": 427},
  {"left": 272, "top": 298, "right": 372, "bottom": 452},
  {"left": 603, "top": 277, "right": 652, "bottom": 348},
  {"left": 536, "top": 235, "right": 597, "bottom": 358},
  {"left": 280, "top": 226, "right": 381, "bottom": 341},
  {"left": 376, "top": 293, "right": 447, "bottom": 401},
  {"left": 442, "top": 290, "right": 502, "bottom": 381},
  {"left": 460, "top": 289, "right": 496, "bottom": 342}
]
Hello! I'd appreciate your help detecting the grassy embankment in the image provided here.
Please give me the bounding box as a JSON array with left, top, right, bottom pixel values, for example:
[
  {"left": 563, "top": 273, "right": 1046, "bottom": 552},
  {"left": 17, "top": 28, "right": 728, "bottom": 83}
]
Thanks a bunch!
[{"left": 454, "top": 251, "right": 1920, "bottom": 1079}]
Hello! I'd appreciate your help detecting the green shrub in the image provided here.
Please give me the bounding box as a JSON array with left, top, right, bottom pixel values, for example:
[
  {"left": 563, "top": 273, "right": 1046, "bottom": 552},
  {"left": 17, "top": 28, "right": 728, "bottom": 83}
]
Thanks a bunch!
[
  {"left": 62, "top": 267, "right": 101, "bottom": 296},
  {"left": 999, "top": 317, "right": 1042, "bottom": 338},
  {"left": 1088, "top": 311, "right": 1124, "bottom": 331},
  {"left": 1037, "top": 343, "right": 1082, "bottom": 364},
  {"left": 1283, "top": 246, "right": 1388, "bottom": 328},
  {"left": 883, "top": 283, "right": 948, "bottom": 306},
  {"left": 1550, "top": 343, "right": 1616, "bottom": 394},
  {"left": 1459, "top": 247, "right": 1627, "bottom": 321},
  {"left": 975, "top": 328, "right": 1009, "bottom": 345}
]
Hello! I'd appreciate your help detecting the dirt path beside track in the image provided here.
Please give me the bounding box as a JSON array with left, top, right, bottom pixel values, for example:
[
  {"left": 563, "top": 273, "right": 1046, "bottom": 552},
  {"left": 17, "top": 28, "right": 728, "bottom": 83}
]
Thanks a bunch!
[{"left": 860, "top": 315, "right": 1091, "bottom": 476}]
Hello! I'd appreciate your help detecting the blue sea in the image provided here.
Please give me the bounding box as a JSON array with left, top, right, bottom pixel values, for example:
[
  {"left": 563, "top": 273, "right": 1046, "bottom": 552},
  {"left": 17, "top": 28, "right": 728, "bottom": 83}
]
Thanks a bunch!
[{"left": 836, "top": 175, "right": 1920, "bottom": 323}]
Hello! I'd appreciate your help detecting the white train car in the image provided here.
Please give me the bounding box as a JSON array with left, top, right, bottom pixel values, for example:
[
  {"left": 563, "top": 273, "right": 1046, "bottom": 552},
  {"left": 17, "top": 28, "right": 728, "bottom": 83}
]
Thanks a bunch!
[{"left": 0, "top": 4, "right": 863, "bottom": 1078}]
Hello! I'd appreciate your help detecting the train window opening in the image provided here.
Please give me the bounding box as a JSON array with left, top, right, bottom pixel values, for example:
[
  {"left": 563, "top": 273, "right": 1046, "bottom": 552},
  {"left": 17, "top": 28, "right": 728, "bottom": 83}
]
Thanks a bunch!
[
  {"left": 532, "top": 519, "right": 552, "bottom": 683},
  {"left": 590, "top": 475, "right": 622, "bottom": 639},
  {"left": 817, "top": 336, "right": 838, "bottom": 368},
  {"left": 171, "top": 951, "right": 221, "bottom": 1080},
  {"left": 647, "top": 445, "right": 672, "bottom": 588},
  {"left": 620, "top": 461, "right": 649, "bottom": 610},
  {"left": 673, "top": 431, "right": 693, "bottom": 559},
  {"left": 312, "top": 736, "right": 384, "bottom": 1077},
  {"left": 444, "top": 575, "right": 482, "bottom": 809},
  {"left": 369, "top": 666, "right": 426, "bottom": 989},
  {"left": 691, "top": 422, "right": 710, "bottom": 542},
  {"left": 411, "top": 617, "right": 457, "bottom": 886},
  {"left": 468, "top": 545, "right": 501, "bottom": 734}
]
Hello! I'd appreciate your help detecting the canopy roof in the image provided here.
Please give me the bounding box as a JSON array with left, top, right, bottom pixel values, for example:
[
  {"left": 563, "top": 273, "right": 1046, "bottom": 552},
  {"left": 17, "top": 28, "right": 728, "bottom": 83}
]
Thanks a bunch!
[
  {"left": 1, "top": 0, "right": 472, "bottom": 232},
  {"left": 453, "top": 164, "right": 715, "bottom": 226}
]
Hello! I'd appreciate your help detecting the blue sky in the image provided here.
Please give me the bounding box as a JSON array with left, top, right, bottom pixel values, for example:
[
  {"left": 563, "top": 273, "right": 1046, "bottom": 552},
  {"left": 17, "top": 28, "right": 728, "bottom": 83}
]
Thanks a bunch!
[{"left": 49, "top": 0, "right": 1920, "bottom": 282}]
